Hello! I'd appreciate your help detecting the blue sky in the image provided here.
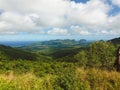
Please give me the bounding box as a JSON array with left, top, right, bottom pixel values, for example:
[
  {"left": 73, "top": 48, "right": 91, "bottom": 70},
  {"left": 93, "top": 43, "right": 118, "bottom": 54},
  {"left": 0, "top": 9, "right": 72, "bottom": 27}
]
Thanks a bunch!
[
  {"left": 71, "top": 0, "right": 89, "bottom": 3},
  {"left": 0, "top": 0, "right": 120, "bottom": 41}
]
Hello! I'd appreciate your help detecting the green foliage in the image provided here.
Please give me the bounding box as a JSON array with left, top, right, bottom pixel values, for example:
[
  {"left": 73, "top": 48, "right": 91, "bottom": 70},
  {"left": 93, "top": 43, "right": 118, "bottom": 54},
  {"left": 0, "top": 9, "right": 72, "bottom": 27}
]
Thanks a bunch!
[
  {"left": 88, "top": 41, "right": 116, "bottom": 69},
  {"left": 74, "top": 50, "right": 88, "bottom": 67},
  {"left": 74, "top": 41, "right": 116, "bottom": 69},
  {"left": 54, "top": 65, "right": 86, "bottom": 90}
]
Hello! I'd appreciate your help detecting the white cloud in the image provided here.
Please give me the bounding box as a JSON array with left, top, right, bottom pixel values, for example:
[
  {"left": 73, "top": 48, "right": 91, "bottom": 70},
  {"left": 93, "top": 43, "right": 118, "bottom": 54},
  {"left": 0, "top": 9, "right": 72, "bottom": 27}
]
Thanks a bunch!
[
  {"left": 47, "top": 28, "right": 69, "bottom": 35},
  {"left": 1, "top": 12, "right": 35, "bottom": 30},
  {"left": 67, "top": 0, "right": 109, "bottom": 25},
  {"left": 0, "top": 12, "right": 45, "bottom": 34},
  {"left": 107, "top": 14, "right": 120, "bottom": 34},
  {"left": 70, "top": 25, "right": 90, "bottom": 35},
  {"left": 111, "top": 0, "right": 120, "bottom": 7},
  {"left": 0, "top": 0, "right": 119, "bottom": 36},
  {"left": 0, "top": 0, "right": 69, "bottom": 28}
]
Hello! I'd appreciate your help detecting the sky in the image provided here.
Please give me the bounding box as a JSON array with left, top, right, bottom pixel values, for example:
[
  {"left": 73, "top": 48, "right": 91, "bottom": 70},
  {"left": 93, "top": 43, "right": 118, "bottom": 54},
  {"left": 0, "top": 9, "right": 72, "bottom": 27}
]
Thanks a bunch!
[{"left": 0, "top": 0, "right": 120, "bottom": 41}]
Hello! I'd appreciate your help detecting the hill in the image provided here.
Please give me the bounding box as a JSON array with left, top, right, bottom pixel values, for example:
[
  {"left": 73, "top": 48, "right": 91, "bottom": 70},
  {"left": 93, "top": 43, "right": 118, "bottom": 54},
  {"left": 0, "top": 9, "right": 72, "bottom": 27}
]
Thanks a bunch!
[
  {"left": 18, "top": 39, "right": 91, "bottom": 53},
  {"left": 108, "top": 37, "right": 120, "bottom": 45},
  {"left": 0, "top": 45, "right": 37, "bottom": 60}
]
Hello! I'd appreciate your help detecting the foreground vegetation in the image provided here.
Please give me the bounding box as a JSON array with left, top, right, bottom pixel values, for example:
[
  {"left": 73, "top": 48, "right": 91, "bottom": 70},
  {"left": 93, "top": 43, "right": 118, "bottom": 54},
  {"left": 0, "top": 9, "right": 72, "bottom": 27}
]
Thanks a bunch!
[
  {"left": 0, "top": 38, "right": 120, "bottom": 90},
  {"left": 0, "top": 66, "right": 120, "bottom": 90}
]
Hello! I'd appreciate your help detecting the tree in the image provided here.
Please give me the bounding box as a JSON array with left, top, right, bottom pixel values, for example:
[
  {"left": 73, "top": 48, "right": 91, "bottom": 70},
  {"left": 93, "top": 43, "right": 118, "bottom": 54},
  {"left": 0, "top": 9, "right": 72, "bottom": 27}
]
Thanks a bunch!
[
  {"left": 87, "top": 41, "right": 115, "bottom": 69},
  {"left": 74, "top": 50, "right": 88, "bottom": 67}
]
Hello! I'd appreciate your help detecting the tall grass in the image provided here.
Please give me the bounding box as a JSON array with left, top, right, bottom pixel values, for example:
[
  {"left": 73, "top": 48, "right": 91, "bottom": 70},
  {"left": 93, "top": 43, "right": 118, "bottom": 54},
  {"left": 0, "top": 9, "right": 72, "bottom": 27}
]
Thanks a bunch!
[
  {"left": 76, "top": 68, "right": 120, "bottom": 90},
  {"left": 0, "top": 72, "right": 56, "bottom": 90},
  {"left": 0, "top": 68, "right": 120, "bottom": 90}
]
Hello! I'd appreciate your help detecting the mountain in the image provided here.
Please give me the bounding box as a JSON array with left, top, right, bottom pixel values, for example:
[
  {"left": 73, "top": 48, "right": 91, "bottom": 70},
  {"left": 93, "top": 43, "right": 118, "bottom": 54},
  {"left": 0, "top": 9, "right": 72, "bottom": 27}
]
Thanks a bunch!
[
  {"left": 108, "top": 37, "right": 120, "bottom": 45},
  {"left": 0, "top": 45, "right": 37, "bottom": 60},
  {"left": 79, "top": 39, "right": 87, "bottom": 44},
  {"left": 18, "top": 39, "right": 91, "bottom": 53}
]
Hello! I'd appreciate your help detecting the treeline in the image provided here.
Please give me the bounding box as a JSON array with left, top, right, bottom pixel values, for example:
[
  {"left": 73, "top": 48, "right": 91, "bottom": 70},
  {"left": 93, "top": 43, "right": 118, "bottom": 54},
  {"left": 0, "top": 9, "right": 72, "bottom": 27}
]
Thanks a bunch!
[{"left": 74, "top": 41, "right": 116, "bottom": 69}]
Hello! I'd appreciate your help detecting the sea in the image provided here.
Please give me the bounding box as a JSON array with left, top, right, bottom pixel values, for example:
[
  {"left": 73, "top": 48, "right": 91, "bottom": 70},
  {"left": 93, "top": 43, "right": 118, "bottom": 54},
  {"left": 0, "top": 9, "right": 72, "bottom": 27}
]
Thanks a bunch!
[{"left": 0, "top": 41, "right": 38, "bottom": 47}]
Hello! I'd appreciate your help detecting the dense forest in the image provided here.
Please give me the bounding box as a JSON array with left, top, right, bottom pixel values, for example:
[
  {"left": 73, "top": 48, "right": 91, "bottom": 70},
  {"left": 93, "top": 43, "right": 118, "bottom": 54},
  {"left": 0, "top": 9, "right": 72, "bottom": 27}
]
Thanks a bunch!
[{"left": 0, "top": 38, "right": 120, "bottom": 90}]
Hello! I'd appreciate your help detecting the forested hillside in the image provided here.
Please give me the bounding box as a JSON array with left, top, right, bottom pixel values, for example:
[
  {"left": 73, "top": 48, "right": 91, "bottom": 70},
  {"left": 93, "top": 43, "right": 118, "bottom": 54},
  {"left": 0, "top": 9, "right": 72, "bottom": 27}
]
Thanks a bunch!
[
  {"left": 108, "top": 37, "right": 120, "bottom": 44},
  {"left": 0, "top": 45, "right": 37, "bottom": 60}
]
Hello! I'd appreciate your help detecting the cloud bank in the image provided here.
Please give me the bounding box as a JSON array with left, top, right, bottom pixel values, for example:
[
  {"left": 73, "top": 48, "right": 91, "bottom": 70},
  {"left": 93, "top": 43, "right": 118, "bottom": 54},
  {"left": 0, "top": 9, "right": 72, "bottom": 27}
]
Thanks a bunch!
[{"left": 0, "top": 0, "right": 120, "bottom": 36}]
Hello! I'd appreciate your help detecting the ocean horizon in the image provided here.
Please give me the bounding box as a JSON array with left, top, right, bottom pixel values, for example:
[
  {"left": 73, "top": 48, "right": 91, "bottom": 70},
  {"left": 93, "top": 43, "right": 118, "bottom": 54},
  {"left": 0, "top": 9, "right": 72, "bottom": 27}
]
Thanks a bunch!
[{"left": 0, "top": 41, "right": 38, "bottom": 47}]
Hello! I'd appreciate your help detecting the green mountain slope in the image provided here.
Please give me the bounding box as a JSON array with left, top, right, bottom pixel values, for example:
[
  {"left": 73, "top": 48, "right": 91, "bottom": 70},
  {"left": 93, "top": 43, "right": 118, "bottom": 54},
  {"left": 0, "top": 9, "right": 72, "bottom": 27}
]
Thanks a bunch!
[
  {"left": 0, "top": 45, "right": 37, "bottom": 60},
  {"left": 108, "top": 37, "right": 120, "bottom": 45},
  {"left": 49, "top": 47, "right": 83, "bottom": 59}
]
